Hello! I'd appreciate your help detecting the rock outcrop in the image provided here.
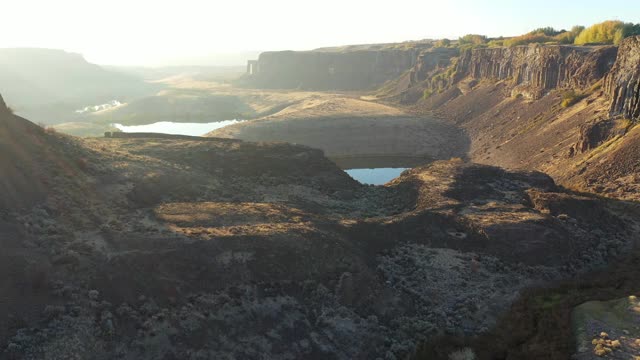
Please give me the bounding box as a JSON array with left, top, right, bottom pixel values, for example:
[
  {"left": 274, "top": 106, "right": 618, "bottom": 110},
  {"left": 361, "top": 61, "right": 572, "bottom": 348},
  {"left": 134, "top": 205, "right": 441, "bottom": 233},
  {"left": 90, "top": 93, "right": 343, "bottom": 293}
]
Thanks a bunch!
[
  {"left": 0, "top": 94, "right": 7, "bottom": 111},
  {"left": 408, "top": 47, "right": 460, "bottom": 84},
  {"left": 604, "top": 36, "right": 640, "bottom": 120},
  {"left": 0, "top": 93, "right": 9, "bottom": 119},
  {"left": 244, "top": 49, "right": 419, "bottom": 90},
  {"left": 574, "top": 119, "right": 627, "bottom": 154},
  {"left": 456, "top": 44, "right": 617, "bottom": 99}
]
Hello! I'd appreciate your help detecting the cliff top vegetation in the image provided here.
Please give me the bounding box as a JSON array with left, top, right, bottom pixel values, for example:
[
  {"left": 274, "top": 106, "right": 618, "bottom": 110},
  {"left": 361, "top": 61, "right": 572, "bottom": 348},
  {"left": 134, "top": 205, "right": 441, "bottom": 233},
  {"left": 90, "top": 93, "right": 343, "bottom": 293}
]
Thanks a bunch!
[{"left": 448, "top": 20, "right": 640, "bottom": 49}]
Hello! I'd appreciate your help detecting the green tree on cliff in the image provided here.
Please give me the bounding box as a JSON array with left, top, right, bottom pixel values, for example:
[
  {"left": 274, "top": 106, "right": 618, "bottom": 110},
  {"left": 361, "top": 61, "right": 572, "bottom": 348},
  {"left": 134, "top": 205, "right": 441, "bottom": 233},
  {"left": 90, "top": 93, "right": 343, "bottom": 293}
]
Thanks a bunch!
[
  {"left": 529, "top": 27, "right": 562, "bottom": 36},
  {"left": 458, "top": 34, "right": 487, "bottom": 46},
  {"left": 435, "top": 38, "right": 451, "bottom": 47},
  {"left": 555, "top": 26, "right": 585, "bottom": 44},
  {"left": 574, "top": 20, "right": 640, "bottom": 45},
  {"left": 503, "top": 26, "right": 585, "bottom": 46}
]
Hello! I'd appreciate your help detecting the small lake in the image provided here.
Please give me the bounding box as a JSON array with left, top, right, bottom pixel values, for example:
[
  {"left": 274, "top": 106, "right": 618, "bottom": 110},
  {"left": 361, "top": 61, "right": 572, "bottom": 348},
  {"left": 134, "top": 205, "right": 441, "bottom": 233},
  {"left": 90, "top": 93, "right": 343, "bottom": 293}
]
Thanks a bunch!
[
  {"left": 345, "top": 168, "right": 409, "bottom": 185},
  {"left": 332, "top": 155, "right": 432, "bottom": 185},
  {"left": 113, "top": 120, "right": 243, "bottom": 136}
]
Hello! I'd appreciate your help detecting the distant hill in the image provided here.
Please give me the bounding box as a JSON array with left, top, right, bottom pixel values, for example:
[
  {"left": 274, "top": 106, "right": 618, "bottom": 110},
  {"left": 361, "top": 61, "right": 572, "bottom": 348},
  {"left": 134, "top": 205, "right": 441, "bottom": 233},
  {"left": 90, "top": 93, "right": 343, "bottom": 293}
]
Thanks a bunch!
[{"left": 0, "top": 48, "right": 160, "bottom": 123}]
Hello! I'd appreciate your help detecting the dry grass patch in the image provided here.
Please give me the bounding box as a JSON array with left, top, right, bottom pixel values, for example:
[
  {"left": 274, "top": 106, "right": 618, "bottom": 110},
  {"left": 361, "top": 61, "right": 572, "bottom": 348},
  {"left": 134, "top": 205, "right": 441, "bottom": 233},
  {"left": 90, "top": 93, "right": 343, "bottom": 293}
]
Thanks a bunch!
[{"left": 154, "top": 202, "right": 315, "bottom": 238}]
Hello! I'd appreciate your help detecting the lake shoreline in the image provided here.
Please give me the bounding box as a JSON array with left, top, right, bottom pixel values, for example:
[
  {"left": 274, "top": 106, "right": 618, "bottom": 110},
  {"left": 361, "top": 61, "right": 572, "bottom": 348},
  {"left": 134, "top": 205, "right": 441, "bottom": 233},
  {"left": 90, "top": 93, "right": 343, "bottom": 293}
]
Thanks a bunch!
[{"left": 114, "top": 120, "right": 245, "bottom": 137}]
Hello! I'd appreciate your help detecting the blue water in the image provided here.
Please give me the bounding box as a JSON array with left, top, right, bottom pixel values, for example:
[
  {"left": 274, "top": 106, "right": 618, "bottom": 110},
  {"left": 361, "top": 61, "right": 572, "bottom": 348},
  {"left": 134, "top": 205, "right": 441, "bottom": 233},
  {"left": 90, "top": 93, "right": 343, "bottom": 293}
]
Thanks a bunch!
[
  {"left": 114, "top": 120, "right": 243, "bottom": 137},
  {"left": 345, "top": 168, "right": 408, "bottom": 185}
]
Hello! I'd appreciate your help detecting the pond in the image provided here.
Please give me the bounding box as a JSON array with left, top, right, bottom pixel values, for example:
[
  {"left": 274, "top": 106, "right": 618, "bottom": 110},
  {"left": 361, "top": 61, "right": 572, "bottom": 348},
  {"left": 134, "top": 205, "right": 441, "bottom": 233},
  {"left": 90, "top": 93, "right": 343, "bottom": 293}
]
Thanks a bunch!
[
  {"left": 344, "top": 168, "right": 409, "bottom": 185},
  {"left": 331, "top": 155, "right": 432, "bottom": 185},
  {"left": 113, "top": 120, "right": 244, "bottom": 137}
]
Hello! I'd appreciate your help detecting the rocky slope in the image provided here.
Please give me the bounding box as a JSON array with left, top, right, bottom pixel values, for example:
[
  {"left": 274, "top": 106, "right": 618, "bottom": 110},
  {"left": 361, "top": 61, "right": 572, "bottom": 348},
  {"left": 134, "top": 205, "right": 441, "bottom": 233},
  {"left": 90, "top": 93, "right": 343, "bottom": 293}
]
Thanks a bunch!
[
  {"left": 0, "top": 94, "right": 87, "bottom": 210},
  {"left": 2, "top": 104, "right": 638, "bottom": 359},
  {"left": 393, "top": 37, "right": 640, "bottom": 359},
  {"left": 401, "top": 36, "right": 640, "bottom": 203},
  {"left": 0, "top": 94, "right": 8, "bottom": 116}
]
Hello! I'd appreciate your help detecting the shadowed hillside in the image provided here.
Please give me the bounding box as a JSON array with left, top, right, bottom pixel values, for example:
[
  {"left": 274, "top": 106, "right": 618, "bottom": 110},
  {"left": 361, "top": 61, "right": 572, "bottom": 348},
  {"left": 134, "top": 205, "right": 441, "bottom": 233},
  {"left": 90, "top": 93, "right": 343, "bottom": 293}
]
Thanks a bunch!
[
  {"left": 2, "top": 91, "right": 638, "bottom": 359},
  {"left": 0, "top": 48, "right": 160, "bottom": 124}
]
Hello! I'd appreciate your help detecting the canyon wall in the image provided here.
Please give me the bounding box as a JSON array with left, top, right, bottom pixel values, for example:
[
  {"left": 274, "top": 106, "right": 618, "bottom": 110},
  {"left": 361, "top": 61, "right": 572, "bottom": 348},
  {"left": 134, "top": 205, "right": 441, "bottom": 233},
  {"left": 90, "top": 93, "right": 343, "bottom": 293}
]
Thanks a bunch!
[
  {"left": 604, "top": 36, "right": 640, "bottom": 120},
  {"left": 244, "top": 49, "right": 420, "bottom": 90},
  {"left": 383, "top": 44, "right": 619, "bottom": 104},
  {"left": 244, "top": 36, "right": 640, "bottom": 120},
  {"left": 456, "top": 44, "right": 618, "bottom": 98}
]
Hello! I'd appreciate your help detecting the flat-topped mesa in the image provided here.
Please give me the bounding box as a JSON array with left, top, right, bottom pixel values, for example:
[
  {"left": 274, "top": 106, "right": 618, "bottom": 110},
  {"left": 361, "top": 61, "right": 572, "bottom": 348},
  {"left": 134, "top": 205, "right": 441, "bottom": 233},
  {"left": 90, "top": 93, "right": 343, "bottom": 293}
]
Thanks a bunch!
[
  {"left": 457, "top": 44, "right": 618, "bottom": 99},
  {"left": 245, "top": 48, "right": 420, "bottom": 90},
  {"left": 604, "top": 36, "right": 640, "bottom": 121}
]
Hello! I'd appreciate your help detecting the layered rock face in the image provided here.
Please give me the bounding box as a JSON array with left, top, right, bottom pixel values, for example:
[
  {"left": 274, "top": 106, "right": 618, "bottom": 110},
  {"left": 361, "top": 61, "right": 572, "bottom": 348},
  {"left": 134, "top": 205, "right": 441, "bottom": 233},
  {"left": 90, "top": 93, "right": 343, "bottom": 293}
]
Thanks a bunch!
[
  {"left": 245, "top": 49, "right": 419, "bottom": 90},
  {"left": 456, "top": 45, "right": 617, "bottom": 98},
  {"left": 604, "top": 36, "right": 640, "bottom": 120},
  {"left": 408, "top": 47, "right": 460, "bottom": 84}
]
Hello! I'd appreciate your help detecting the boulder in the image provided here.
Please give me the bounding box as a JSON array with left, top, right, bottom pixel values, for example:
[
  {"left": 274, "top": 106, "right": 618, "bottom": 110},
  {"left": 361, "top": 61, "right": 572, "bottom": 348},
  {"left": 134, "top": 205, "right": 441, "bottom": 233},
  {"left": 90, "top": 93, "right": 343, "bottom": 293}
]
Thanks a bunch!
[{"left": 575, "top": 119, "right": 626, "bottom": 153}]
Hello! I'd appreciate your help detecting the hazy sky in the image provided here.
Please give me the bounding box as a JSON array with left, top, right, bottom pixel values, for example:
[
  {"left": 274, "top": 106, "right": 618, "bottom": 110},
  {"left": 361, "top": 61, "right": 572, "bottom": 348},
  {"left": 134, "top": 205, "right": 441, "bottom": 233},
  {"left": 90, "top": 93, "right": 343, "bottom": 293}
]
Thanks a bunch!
[{"left": 1, "top": 0, "right": 639, "bottom": 66}]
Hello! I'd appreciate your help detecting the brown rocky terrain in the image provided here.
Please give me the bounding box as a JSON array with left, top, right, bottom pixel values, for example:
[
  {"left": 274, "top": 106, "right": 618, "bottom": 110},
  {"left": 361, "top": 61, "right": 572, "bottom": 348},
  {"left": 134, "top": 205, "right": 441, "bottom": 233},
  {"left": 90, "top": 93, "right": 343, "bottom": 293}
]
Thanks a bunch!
[
  {"left": 400, "top": 36, "right": 640, "bottom": 359},
  {"left": 396, "top": 36, "right": 640, "bottom": 204},
  {"left": 3, "top": 88, "right": 639, "bottom": 359}
]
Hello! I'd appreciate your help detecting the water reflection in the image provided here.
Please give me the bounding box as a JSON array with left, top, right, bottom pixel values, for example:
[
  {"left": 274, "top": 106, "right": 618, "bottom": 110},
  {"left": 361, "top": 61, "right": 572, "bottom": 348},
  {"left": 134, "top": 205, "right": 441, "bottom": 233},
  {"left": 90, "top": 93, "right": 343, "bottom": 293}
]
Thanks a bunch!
[
  {"left": 345, "top": 168, "right": 408, "bottom": 185},
  {"left": 332, "top": 155, "right": 432, "bottom": 185},
  {"left": 114, "top": 120, "right": 243, "bottom": 137}
]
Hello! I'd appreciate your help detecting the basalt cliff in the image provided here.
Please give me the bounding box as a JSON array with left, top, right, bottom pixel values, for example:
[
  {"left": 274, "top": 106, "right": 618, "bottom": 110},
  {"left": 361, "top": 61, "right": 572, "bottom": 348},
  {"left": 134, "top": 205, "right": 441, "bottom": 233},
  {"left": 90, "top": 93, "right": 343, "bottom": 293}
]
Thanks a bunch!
[
  {"left": 456, "top": 45, "right": 617, "bottom": 97},
  {"left": 405, "top": 37, "right": 639, "bottom": 118},
  {"left": 242, "top": 47, "right": 423, "bottom": 90},
  {"left": 605, "top": 35, "right": 640, "bottom": 120}
]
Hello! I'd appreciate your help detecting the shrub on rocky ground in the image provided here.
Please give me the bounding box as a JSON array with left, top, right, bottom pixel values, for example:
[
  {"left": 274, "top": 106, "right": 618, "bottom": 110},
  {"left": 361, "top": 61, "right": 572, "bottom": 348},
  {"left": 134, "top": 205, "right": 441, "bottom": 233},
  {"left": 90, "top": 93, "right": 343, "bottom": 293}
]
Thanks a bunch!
[{"left": 561, "top": 90, "right": 586, "bottom": 108}]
